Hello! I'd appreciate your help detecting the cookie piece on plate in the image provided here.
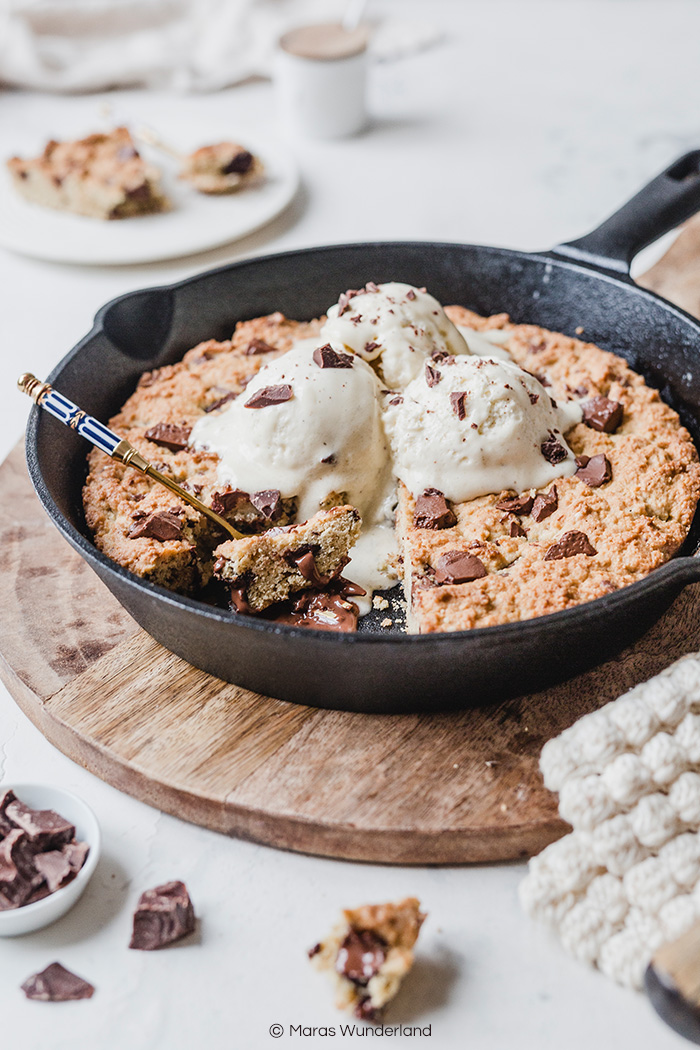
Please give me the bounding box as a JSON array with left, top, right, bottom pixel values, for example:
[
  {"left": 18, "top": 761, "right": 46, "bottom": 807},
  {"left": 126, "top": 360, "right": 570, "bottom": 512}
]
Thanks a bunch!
[
  {"left": 7, "top": 127, "right": 168, "bottom": 220},
  {"left": 213, "top": 505, "right": 361, "bottom": 611},
  {"left": 180, "top": 142, "right": 264, "bottom": 195},
  {"left": 309, "top": 898, "right": 426, "bottom": 1022}
]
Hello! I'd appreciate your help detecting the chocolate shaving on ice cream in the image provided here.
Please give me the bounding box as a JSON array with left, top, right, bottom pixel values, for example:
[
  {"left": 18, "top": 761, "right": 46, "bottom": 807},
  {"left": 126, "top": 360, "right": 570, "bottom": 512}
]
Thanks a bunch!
[
  {"left": 313, "top": 345, "right": 354, "bottom": 369},
  {"left": 449, "top": 391, "right": 468, "bottom": 420},
  {"left": 129, "top": 880, "right": 196, "bottom": 950},
  {"left": 22, "top": 963, "right": 94, "bottom": 1002},
  {"left": 540, "top": 431, "right": 568, "bottom": 465},
  {"left": 244, "top": 384, "right": 293, "bottom": 408}
]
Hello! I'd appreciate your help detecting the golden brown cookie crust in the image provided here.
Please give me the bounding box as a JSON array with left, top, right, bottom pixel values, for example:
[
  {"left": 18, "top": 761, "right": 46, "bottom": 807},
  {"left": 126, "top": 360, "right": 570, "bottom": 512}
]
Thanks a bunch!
[{"left": 403, "top": 307, "right": 700, "bottom": 633}]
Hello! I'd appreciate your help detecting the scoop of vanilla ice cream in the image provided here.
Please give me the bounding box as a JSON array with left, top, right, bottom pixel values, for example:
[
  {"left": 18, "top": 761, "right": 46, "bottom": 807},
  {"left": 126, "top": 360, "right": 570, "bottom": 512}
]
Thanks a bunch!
[
  {"left": 383, "top": 355, "right": 583, "bottom": 502},
  {"left": 320, "top": 282, "right": 469, "bottom": 389},
  {"left": 190, "top": 341, "right": 393, "bottom": 524}
]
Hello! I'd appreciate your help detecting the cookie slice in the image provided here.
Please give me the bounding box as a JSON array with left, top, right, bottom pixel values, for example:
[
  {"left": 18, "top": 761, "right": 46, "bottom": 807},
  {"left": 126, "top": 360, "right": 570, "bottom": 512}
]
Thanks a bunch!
[
  {"left": 213, "top": 505, "right": 361, "bottom": 612},
  {"left": 7, "top": 127, "right": 168, "bottom": 220},
  {"left": 309, "top": 898, "right": 426, "bottom": 1022}
]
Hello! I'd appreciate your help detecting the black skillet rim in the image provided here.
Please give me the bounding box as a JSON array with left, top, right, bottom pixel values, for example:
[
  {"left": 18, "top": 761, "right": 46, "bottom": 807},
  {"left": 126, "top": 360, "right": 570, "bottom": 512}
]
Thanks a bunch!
[{"left": 25, "top": 239, "right": 700, "bottom": 648}]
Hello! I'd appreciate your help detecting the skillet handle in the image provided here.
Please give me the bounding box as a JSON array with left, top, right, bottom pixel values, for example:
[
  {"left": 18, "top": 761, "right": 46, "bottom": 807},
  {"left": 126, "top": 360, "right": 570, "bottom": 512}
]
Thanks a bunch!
[{"left": 551, "top": 151, "right": 700, "bottom": 275}]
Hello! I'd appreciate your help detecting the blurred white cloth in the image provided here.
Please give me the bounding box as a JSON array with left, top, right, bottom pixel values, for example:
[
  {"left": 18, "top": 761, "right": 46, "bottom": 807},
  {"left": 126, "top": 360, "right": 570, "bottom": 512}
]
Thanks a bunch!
[
  {"left": 0, "top": 0, "right": 334, "bottom": 92},
  {"left": 0, "top": 0, "right": 443, "bottom": 93}
]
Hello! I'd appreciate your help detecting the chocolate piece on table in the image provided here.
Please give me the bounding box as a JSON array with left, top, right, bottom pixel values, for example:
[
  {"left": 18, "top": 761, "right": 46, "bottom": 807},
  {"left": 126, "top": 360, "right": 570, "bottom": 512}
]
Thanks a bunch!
[
  {"left": 449, "top": 391, "right": 468, "bottom": 420},
  {"left": 425, "top": 363, "right": 441, "bottom": 388},
  {"left": 313, "top": 344, "right": 354, "bottom": 369},
  {"left": 250, "top": 489, "right": 283, "bottom": 521},
  {"left": 413, "top": 489, "right": 457, "bottom": 530},
  {"left": 129, "top": 880, "right": 196, "bottom": 950},
  {"left": 575, "top": 453, "right": 612, "bottom": 487},
  {"left": 128, "top": 511, "right": 183, "bottom": 542},
  {"left": 244, "top": 384, "right": 293, "bottom": 409},
  {"left": 144, "top": 422, "right": 191, "bottom": 452},
  {"left": 434, "top": 551, "right": 487, "bottom": 585},
  {"left": 531, "top": 486, "right": 558, "bottom": 522},
  {"left": 510, "top": 520, "right": 527, "bottom": 538},
  {"left": 495, "top": 493, "right": 534, "bottom": 516},
  {"left": 21, "top": 962, "right": 94, "bottom": 1002},
  {"left": 246, "top": 338, "right": 276, "bottom": 355},
  {"left": 6, "top": 799, "right": 74, "bottom": 849},
  {"left": 540, "top": 431, "right": 568, "bottom": 465},
  {"left": 336, "top": 929, "right": 387, "bottom": 984},
  {"left": 544, "top": 530, "right": 597, "bottom": 560},
  {"left": 581, "top": 396, "right": 623, "bottom": 433}
]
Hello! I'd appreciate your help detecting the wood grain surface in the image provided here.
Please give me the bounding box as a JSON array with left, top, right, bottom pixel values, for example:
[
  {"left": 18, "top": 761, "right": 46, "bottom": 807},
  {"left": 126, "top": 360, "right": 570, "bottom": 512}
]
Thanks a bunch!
[{"left": 3, "top": 436, "right": 700, "bottom": 864}]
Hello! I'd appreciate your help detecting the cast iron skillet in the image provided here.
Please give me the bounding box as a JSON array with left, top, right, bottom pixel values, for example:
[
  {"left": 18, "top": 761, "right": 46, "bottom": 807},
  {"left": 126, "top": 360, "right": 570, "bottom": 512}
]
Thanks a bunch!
[{"left": 25, "top": 152, "right": 700, "bottom": 713}]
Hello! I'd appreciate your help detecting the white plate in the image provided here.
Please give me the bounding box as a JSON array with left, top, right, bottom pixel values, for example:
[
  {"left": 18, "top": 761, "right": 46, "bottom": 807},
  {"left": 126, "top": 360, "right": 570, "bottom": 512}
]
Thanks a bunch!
[{"left": 0, "top": 128, "right": 299, "bottom": 266}]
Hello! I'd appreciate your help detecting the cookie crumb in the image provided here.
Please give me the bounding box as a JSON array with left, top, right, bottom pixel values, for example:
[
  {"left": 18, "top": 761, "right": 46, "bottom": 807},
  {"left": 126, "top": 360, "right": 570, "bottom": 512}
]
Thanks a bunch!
[{"left": 372, "top": 595, "right": 389, "bottom": 610}]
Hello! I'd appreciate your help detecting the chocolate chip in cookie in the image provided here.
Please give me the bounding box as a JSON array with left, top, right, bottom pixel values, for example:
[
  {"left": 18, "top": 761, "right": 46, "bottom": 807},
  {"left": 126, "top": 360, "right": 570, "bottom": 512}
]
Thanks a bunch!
[
  {"left": 531, "top": 486, "right": 558, "bottom": 522},
  {"left": 434, "top": 551, "right": 487, "bottom": 584},
  {"left": 413, "top": 489, "right": 457, "bottom": 530},
  {"left": 544, "top": 530, "right": 597, "bottom": 560},
  {"left": 575, "top": 454, "right": 612, "bottom": 487},
  {"left": 581, "top": 396, "right": 623, "bottom": 433},
  {"left": 144, "top": 422, "right": 191, "bottom": 452}
]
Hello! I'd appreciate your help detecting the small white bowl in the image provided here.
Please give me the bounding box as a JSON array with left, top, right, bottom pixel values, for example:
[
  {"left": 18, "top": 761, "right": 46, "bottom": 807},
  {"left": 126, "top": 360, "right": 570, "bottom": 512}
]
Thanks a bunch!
[{"left": 0, "top": 782, "right": 101, "bottom": 937}]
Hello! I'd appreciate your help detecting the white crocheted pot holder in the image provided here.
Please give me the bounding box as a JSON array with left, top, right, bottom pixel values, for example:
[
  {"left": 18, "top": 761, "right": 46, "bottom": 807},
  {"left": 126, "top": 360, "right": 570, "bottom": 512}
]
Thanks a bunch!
[{"left": 519, "top": 652, "right": 700, "bottom": 989}]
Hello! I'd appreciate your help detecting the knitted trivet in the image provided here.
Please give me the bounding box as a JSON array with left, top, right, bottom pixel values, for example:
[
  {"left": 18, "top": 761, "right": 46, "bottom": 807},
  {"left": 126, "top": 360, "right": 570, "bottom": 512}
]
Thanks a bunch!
[{"left": 519, "top": 652, "right": 700, "bottom": 989}]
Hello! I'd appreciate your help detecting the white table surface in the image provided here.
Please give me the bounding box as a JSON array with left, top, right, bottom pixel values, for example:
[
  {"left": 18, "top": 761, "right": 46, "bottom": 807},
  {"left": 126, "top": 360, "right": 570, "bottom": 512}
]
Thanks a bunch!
[{"left": 0, "top": 2, "right": 698, "bottom": 1047}]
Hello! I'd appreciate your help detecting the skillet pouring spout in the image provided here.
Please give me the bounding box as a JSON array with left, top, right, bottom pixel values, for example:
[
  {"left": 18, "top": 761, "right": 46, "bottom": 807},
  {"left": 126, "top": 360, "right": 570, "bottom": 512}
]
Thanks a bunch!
[{"left": 23, "top": 150, "right": 700, "bottom": 712}]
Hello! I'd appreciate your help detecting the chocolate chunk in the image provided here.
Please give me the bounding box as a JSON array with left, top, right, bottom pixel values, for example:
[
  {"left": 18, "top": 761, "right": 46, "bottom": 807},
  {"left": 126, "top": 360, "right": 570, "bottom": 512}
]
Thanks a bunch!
[
  {"left": 244, "top": 384, "right": 293, "bottom": 409},
  {"left": 272, "top": 591, "right": 359, "bottom": 632},
  {"left": 544, "top": 530, "right": 597, "bottom": 560},
  {"left": 307, "top": 942, "right": 322, "bottom": 959},
  {"left": 510, "top": 520, "right": 527, "bottom": 538},
  {"left": 144, "top": 422, "right": 191, "bottom": 452},
  {"left": 129, "top": 880, "right": 195, "bottom": 950},
  {"left": 312, "top": 344, "right": 354, "bottom": 369},
  {"left": 321, "top": 453, "right": 336, "bottom": 465},
  {"left": 364, "top": 341, "right": 380, "bottom": 353},
  {"left": 205, "top": 391, "right": 237, "bottom": 412},
  {"left": 64, "top": 840, "right": 90, "bottom": 874},
  {"left": 355, "top": 997, "right": 383, "bottom": 1023},
  {"left": 336, "top": 929, "right": 387, "bottom": 984},
  {"left": 434, "top": 551, "right": 487, "bottom": 584},
  {"left": 128, "top": 511, "right": 183, "bottom": 541},
  {"left": 117, "top": 145, "right": 138, "bottom": 161},
  {"left": 528, "top": 390, "right": 540, "bottom": 404},
  {"left": 211, "top": 489, "right": 250, "bottom": 516},
  {"left": 524, "top": 369, "right": 550, "bottom": 387},
  {"left": 531, "top": 485, "right": 558, "bottom": 522},
  {"left": 581, "top": 396, "right": 623, "bottom": 433},
  {"left": 450, "top": 391, "right": 468, "bottom": 420},
  {"left": 575, "top": 454, "right": 612, "bottom": 488},
  {"left": 246, "top": 338, "right": 276, "bottom": 355},
  {"left": 6, "top": 800, "right": 74, "bottom": 849},
  {"left": 540, "top": 431, "right": 568, "bottom": 465},
  {"left": 0, "top": 788, "right": 17, "bottom": 838},
  {"left": 0, "top": 829, "right": 42, "bottom": 907},
  {"left": 221, "top": 149, "right": 253, "bottom": 175},
  {"left": 413, "top": 489, "right": 457, "bottom": 530},
  {"left": 572, "top": 384, "right": 589, "bottom": 397},
  {"left": 250, "top": 489, "right": 283, "bottom": 521},
  {"left": 365, "top": 281, "right": 380, "bottom": 294},
  {"left": 33, "top": 850, "right": 72, "bottom": 894},
  {"left": 338, "top": 289, "right": 362, "bottom": 315},
  {"left": 495, "top": 493, "right": 534, "bottom": 516},
  {"left": 425, "top": 363, "right": 441, "bottom": 388},
  {"left": 406, "top": 289, "right": 417, "bottom": 301},
  {"left": 292, "top": 551, "right": 332, "bottom": 588},
  {"left": 22, "top": 963, "right": 94, "bottom": 1002}
]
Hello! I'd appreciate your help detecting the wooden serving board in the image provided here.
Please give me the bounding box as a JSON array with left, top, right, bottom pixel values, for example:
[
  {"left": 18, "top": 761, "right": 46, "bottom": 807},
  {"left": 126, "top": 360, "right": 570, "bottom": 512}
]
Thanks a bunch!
[{"left": 3, "top": 435, "right": 700, "bottom": 866}]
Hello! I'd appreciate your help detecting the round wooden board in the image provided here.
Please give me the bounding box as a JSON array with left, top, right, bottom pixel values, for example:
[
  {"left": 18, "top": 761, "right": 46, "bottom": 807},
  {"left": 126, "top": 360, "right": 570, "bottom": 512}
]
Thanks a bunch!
[{"left": 3, "top": 443, "right": 700, "bottom": 865}]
